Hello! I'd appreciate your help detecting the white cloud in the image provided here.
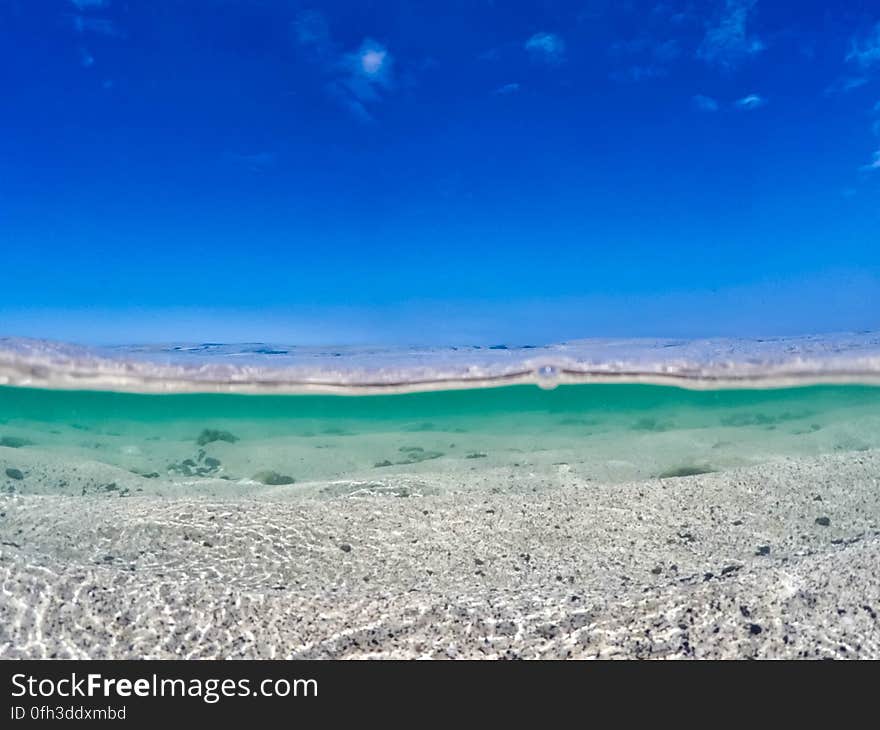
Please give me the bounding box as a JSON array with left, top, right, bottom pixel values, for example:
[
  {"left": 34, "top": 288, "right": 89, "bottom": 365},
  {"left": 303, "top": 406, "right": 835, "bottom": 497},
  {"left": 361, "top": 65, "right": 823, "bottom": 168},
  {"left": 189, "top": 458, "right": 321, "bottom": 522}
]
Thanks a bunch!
[
  {"left": 360, "top": 47, "right": 386, "bottom": 75},
  {"left": 494, "top": 82, "right": 520, "bottom": 95},
  {"left": 525, "top": 32, "right": 565, "bottom": 65},
  {"left": 697, "top": 0, "right": 765, "bottom": 70},
  {"left": 343, "top": 39, "right": 392, "bottom": 87},
  {"left": 692, "top": 94, "right": 719, "bottom": 111},
  {"left": 847, "top": 23, "right": 880, "bottom": 68},
  {"left": 735, "top": 94, "right": 766, "bottom": 110}
]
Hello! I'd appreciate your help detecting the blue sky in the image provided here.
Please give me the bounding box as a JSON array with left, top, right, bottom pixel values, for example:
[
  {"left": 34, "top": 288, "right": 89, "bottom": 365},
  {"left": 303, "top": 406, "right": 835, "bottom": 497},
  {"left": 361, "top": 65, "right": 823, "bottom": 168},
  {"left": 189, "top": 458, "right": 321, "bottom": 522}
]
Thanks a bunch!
[{"left": 1, "top": 0, "right": 879, "bottom": 345}]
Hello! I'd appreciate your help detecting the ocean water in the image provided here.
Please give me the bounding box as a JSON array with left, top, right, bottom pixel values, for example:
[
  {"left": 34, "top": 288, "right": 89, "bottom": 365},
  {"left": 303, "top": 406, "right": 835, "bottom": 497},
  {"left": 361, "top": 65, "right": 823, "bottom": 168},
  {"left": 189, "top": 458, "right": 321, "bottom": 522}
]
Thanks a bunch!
[
  {"left": 3, "top": 335, "right": 880, "bottom": 659},
  {"left": 1, "top": 334, "right": 880, "bottom": 495}
]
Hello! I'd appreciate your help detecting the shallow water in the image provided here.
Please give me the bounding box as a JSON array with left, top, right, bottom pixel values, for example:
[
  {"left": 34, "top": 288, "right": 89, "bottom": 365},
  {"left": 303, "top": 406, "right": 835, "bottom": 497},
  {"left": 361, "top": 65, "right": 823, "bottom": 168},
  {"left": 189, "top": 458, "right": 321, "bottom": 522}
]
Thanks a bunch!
[
  {"left": 2, "top": 382, "right": 879, "bottom": 492},
  {"left": 3, "top": 340, "right": 880, "bottom": 659},
  {"left": 3, "top": 335, "right": 880, "bottom": 492}
]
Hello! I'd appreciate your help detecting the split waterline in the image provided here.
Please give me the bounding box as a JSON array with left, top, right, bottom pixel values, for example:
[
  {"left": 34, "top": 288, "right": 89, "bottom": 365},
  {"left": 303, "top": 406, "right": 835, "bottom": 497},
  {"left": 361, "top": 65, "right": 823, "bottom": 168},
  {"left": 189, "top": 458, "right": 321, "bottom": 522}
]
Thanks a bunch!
[{"left": 3, "top": 340, "right": 880, "bottom": 658}]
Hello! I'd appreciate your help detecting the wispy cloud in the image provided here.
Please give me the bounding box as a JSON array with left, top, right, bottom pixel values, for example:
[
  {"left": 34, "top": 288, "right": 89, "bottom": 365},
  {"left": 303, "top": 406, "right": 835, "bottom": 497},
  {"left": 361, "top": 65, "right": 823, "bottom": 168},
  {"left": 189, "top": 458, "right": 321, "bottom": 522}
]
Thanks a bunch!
[
  {"left": 861, "top": 150, "right": 880, "bottom": 171},
  {"left": 825, "top": 76, "right": 869, "bottom": 95},
  {"left": 692, "top": 94, "right": 719, "bottom": 111},
  {"left": 68, "top": 0, "right": 109, "bottom": 8},
  {"left": 847, "top": 22, "right": 880, "bottom": 68},
  {"left": 494, "top": 82, "right": 520, "bottom": 95},
  {"left": 333, "top": 39, "right": 393, "bottom": 122},
  {"left": 735, "top": 93, "right": 766, "bottom": 110},
  {"left": 860, "top": 100, "right": 880, "bottom": 168},
  {"left": 610, "top": 38, "right": 680, "bottom": 83},
  {"left": 65, "top": 0, "right": 121, "bottom": 68},
  {"left": 697, "top": 0, "right": 765, "bottom": 70},
  {"left": 78, "top": 47, "right": 95, "bottom": 67},
  {"left": 294, "top": 11, "right": 395, "bottom": 123},
  {"left": 293, "top": 9, "right": 331, "bottom": 52},
  {"left": 654, "top": 39, "right": 682, "bottom": 64},
  {"left": 525, "top": 32, "right": 565, "bottom": 65},
  {"left": 72, "top": 15, "right": 123, "bottom": 37}
]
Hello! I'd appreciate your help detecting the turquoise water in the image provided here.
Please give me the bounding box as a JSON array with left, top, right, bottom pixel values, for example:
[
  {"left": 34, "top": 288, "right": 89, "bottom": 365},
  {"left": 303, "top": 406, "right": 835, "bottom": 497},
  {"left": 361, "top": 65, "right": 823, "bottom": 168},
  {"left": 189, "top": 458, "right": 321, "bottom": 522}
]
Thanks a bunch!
[
  {"left": 2, "top": 381, "right": 880, "bottom": 426},
  {"left": 2, "top": 374, "right": 880, "bottom": 660},
  {"left": 2, "top": 383, "right": 879, "bottom": 491}
]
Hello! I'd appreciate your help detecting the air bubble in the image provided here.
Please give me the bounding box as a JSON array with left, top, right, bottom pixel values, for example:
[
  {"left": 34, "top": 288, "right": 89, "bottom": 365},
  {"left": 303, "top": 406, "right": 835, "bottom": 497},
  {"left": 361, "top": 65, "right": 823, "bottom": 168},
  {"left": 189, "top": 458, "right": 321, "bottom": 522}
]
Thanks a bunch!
[{"left": 535, "top": 365, "right": 559, "bottom": 390}]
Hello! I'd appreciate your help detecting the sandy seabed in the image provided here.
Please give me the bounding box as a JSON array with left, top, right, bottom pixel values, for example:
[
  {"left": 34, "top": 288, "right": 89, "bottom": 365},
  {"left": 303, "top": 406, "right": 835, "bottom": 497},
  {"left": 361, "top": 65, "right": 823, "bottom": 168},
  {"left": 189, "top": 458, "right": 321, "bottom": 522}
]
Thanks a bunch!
[{"left": 1, "top": 448, "right": 879, "bottom": 660}]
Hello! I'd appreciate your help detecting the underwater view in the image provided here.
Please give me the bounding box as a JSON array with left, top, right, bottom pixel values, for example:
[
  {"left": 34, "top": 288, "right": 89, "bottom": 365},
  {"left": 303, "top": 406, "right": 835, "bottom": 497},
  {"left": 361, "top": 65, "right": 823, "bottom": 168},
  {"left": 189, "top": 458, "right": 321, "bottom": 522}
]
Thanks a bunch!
[
  {"left": 2, "top": 336, "right": 880, "bottom": 659},
  {"left": 2, "top": 0, "right": 880, "bottom": 674}
]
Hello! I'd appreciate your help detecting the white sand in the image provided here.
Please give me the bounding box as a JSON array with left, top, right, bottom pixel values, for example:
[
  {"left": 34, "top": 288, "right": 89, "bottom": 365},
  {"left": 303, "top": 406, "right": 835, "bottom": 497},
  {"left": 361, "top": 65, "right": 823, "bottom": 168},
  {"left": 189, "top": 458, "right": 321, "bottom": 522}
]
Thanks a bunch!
[{"left": 2, "top": 449, "right": 879, "bottom": 659}]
